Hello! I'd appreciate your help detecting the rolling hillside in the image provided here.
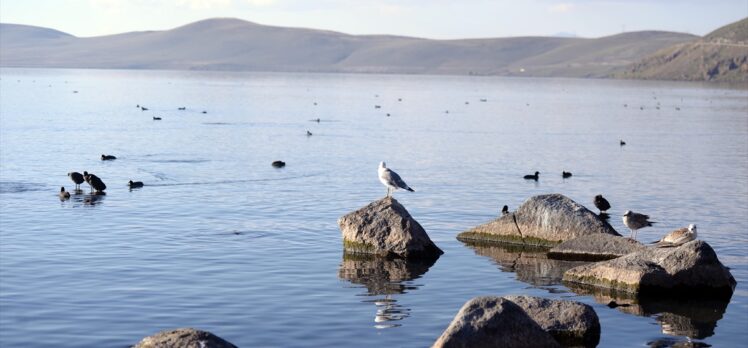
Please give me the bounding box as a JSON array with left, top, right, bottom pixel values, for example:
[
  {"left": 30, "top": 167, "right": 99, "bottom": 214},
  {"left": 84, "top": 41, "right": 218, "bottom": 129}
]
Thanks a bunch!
[
  {"left": 618, "top": 17, "right": 748, "bottom": 82},
  {"left": 0, "top": 18, "right": 698, "bottom": 78}
]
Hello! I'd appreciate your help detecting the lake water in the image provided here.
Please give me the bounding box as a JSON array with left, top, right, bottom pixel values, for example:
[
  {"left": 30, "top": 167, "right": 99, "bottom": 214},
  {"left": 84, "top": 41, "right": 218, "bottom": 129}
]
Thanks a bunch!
[{"left": 0, "top": 68, "right": 746, "bottom": 348}]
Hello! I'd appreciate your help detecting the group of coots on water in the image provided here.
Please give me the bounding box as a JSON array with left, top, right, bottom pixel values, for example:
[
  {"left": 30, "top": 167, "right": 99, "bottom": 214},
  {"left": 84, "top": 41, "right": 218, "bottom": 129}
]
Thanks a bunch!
[{"left": 59, "top": 155, "right": 143, "bottom": 201}]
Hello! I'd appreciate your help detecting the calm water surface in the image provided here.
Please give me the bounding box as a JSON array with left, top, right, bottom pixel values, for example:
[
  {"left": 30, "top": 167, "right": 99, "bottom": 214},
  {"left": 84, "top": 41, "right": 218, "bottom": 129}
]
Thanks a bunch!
[{"left": 1, "top": 68, "right": 746, "bottom": 347}]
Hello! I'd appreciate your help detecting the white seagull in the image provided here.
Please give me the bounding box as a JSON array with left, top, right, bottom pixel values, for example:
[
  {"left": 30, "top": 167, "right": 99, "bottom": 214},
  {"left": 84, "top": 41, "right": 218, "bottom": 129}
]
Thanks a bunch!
[
  {"left": 652, "top": 224, "right": 697, "bottom": 247},
  {"left": 378, "top": 162, "right": 414, "bottom": 197}
]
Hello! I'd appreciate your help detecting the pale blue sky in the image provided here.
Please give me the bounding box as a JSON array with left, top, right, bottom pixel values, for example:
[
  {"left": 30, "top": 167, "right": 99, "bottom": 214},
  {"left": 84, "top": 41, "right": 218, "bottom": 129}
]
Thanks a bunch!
[{"left": 1, "top": 0, "right": 746, "bottom": 39}]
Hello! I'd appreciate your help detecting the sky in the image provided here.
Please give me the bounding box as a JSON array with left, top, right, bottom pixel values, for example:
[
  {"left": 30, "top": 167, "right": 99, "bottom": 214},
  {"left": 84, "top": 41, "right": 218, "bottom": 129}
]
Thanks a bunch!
[{"left": 1, "top": 0, "right": 746, "bottom": 39}]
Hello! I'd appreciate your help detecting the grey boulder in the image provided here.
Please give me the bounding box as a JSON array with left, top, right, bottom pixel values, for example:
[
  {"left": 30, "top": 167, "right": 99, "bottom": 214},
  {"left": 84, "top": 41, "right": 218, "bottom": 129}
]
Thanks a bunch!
[
  {"left": 548, "top": 233, "right": 645, "bottom": 261},
  {"left": 433, "top": 296, "right": 561, "bottom": 348},
  {"left": 504, "top": 295, "right": 600, "bottom": 347},
  {"left": 563, "top": 240, "right": 736, "bottom": 297},
  {"left": 133, "top": 328, "right": 236, "bottom": 348},
  {"left": 338, "top": 197, "right": 443, "bottom": 259},
  {"left": 458, "top": 194, "right": 619, "bottom": 247}
]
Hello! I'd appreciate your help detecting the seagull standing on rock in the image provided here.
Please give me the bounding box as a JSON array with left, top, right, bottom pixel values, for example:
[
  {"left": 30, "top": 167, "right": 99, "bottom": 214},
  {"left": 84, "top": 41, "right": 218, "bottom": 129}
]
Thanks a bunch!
[
  {"left": 378, "top": 162, "right": 414, "bottom": 197},
  {"left": 623, "top": 210, "right": 655, "bottom": 240}
]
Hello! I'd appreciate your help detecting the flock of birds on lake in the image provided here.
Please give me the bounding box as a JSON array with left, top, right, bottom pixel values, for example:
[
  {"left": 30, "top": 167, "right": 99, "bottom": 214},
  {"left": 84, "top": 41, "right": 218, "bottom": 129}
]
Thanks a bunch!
[{"left": 55, "top": 92, "right": 695, "bottom": 247}]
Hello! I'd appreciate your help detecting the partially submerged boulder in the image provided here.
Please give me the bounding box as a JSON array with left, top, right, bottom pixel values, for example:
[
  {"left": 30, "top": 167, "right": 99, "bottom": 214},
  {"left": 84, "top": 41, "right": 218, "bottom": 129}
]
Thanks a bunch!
[
  {"left": 548, "top": 233, "right": 645, "bottom": 261},
  {"left": 433, "top": 296, "right": 561, "bottom": 348},
  {"left": 563, "top": 240, "right": 736, "bottom": 298},
  {"left": 134, "top": 328, "right": 236, "bottom": 348},
  {"left": 504, "top": 295, "right": 600, "bottom": 347},
  {"left": 338, "top": 197, "right": 443, "bottom": 259},
  {"left": 458, "top": 194, "right": 619, "bottom": 247}
]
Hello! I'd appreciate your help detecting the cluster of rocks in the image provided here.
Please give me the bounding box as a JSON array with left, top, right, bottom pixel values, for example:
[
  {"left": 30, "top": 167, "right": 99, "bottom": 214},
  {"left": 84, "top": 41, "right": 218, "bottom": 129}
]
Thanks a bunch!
[{"left": 135, "top": 193, "right": 735, "bottom": 347}]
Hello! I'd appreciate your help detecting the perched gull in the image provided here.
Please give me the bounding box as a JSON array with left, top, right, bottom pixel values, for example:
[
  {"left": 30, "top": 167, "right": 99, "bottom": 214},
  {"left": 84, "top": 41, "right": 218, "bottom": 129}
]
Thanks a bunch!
[
  {"left": 378, "top": 162, "right": 414, "bottom": 197},
  {"left": 623, "top": 210, "right": 655, "bottom": 240},
  {"left": 594, "top": 194, "right": 611, "bottom": 214},
  {"left": 652, "top": 224, "right": 697, "bottom": 247}
]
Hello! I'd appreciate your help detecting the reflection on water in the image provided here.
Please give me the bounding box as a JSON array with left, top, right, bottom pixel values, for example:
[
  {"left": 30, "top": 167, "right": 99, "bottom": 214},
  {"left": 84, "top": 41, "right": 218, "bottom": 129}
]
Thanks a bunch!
[
  {"left": 338, "top": 253, "right": 437, "bottom": 329},
  {"left": 461, "top": 241, "right": 588, "bottom": 287},
  {"left": 567, "top": 283, "right": 730, "bottom": 340}
]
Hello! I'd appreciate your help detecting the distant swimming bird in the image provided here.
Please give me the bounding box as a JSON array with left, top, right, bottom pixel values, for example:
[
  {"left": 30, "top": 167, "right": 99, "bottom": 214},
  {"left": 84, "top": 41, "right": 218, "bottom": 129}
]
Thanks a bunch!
[
  {"left": 272, "top": 161, "right": 286, "bottom": 168},
  {"left": 623, "top": 210, "right": 655, "bottom": 240},
  {"left": 141, "top": 106, "right": 148, "bottom": 111},
  {"left": 202, "top": 111, "right": 207, "bottom": 114},
  {"left": 562, "top": 171, "right": 572, "bottom": 178},
  {"left": 178, "top": 107, "right": 186, "bottom": 110},
  {"left": 375, "top": 105, "right": 381, "bottom": 109},
  {"left": 59, "top": 187, "right": 70, "bottom": 199},
  {"left": 68, "top": 172, "right": 84, "bottom": 191},
  {"left": 480, "top": 98, "right": 487, "bottom": 102},
  {"left": 101, "top": 154, "right": 116, "bottom": 160},
  {"left": 153, "top": 116, "right": 162, "bottom": 120},
  {"left": 501, "top": 205, "right": 509, "bottom": 216},
  {"left": 620, "top": 140, "right": 626, "bottom": 146},
  {"left": 378, "top": 162, "right": 414, "bottom": 197},
  {"left": 386, "top": 113, "right": 391, "bottom": 117},
  {"left": 306, "top": 130, "right": 313, "bottom": 136},
  {"left": 398, "top": 98, "right": 402, "bottom": 102},
  {"left": 652, "top": 224, "right": 697, "bottom": 247},
  {"left": 465, "top": 101, "right": 469, "bottom": 105},
  {"left": 128, "top": 180, "right": 144, "bottom": 188},
  {"left": 593, "top": 194, "right": 611, "bottom": 214},
  {"left": 315, "top": 118, "right": 320, "bottom": 123},
  {"left": 523, "top": 171, "right": 539, "bottom": 180}
]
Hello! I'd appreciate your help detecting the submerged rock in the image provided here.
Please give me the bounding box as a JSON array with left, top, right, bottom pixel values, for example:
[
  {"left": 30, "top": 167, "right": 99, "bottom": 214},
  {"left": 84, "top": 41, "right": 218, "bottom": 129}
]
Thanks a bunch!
[
  {"left": 134, "top": 328, "right": 236, "bottom": 348},
  {"left": 338, "top": 197, "right": 443, "bottom": 259},
  {"left": 458, "top": 194, "right": 619, "bottom": 247},
  {"left": 548, "top": 233, "right": 645, "bottom": 261},
  {"left": 504, "top": 295, "right": 600, "bottom": 347},
  {"left": 563, "top": 240, "right": 736, "bottom": 298},
  {"left": 433, "top": 296, "right": 561, "bottom": 348}
]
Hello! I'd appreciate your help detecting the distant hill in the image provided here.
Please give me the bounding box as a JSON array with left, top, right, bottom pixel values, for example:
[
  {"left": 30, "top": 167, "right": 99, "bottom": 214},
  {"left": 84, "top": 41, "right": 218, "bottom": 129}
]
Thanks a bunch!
[
  {"left": 618, "top": 17, "right": 748, "bottom": 82},
  {"left": 0, "top": 18, "right": 698, "bottom": 78}
]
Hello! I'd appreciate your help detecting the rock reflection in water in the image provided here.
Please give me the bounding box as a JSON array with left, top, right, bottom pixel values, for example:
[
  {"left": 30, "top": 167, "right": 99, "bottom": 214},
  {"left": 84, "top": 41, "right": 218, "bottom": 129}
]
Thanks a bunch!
[
  {"left": 338, "top": 253, "right": 437, "bottom": 329},
  {"left": 566, "top": 283, "right": 730, "bottom": 340},
  {"left": 461, "top": 241, "right": 587, "bottom": 287}
]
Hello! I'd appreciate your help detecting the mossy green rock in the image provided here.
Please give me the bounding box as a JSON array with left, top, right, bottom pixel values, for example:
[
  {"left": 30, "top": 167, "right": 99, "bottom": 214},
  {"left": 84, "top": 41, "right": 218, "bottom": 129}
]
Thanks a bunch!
[
  {"left": 458, "top": 194, "right": 619, "bottom": 247},
  {"left": 338, "top": 197, "right": 443, "bottom": 259}
]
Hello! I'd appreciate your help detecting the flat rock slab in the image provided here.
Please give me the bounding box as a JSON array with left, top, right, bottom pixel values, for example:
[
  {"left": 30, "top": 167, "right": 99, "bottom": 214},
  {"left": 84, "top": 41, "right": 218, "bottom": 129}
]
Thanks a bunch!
[
  {"left": 458, "top": 194, "right": 619, "bottom": 247},
  {"left": 563, "top": 240, "right": 736, "bottom": 298},
  {"left": 134, "top": 328, "right": 237, "bottom": 348},
  {"left": 338, "top": 197, "right": 443, "bottom": 259},
  {"left": 434, "top": 296, "right": 561, "bottom": 348},
  {"left": 504, "top": 295, "right": 600, "bottom": 347},
  {"left": 548, "top": 233, "right": 645, "bottom": 261}
]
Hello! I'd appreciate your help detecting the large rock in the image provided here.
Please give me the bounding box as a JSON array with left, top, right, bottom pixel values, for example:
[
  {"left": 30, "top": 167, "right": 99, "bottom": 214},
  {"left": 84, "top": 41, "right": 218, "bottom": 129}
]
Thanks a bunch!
[
  {"left": 548, "top": 233, "right": 645, "bottom": 261},
  {"left": 458, "top": 194, "right": 619, "bottom": 247},
  {"left": 338, "top": 197, "right": 443, "bottom": 259},
  {"left": 504, "top": 295, "right": 600, "bottom": 347},
  {"left": 433, "top": 296, "right": 561, "bottom": 348},
  {"left": 563, "top": 240, "right": 736, "bottom": 297},
  {"left": 134, "top": 328, "right": 237, "bottom": 348}
]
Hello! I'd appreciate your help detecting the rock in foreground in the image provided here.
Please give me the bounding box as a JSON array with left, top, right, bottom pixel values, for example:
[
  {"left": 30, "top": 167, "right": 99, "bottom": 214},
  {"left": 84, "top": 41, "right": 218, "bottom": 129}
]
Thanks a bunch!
[
  {"left": 338, "top": 197, "right": 443, "bottom": 259},
  {"left": 548, "top": 233, "right": 645, "bottom": 261},
  {"left": 563, "top": 240, "right": 736, "bottom": 297},
  {"left": 458, "top": 194, "right": 619, "bottom": 247},
  {"left": 504, "top": 295, "right": 600, "bottom": 347},
  {"left": 434, "top": 296, "right": 561, "bottom": 348},
  {"left": 134, "top": 328, "right": 236, "bottom": 348}
]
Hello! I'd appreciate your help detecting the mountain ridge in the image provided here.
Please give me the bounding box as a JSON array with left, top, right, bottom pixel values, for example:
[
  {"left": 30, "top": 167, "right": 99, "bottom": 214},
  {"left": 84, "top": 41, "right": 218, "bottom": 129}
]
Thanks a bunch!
[{"left": 0, "top": 17, "right": 701, "bottom": 78}]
